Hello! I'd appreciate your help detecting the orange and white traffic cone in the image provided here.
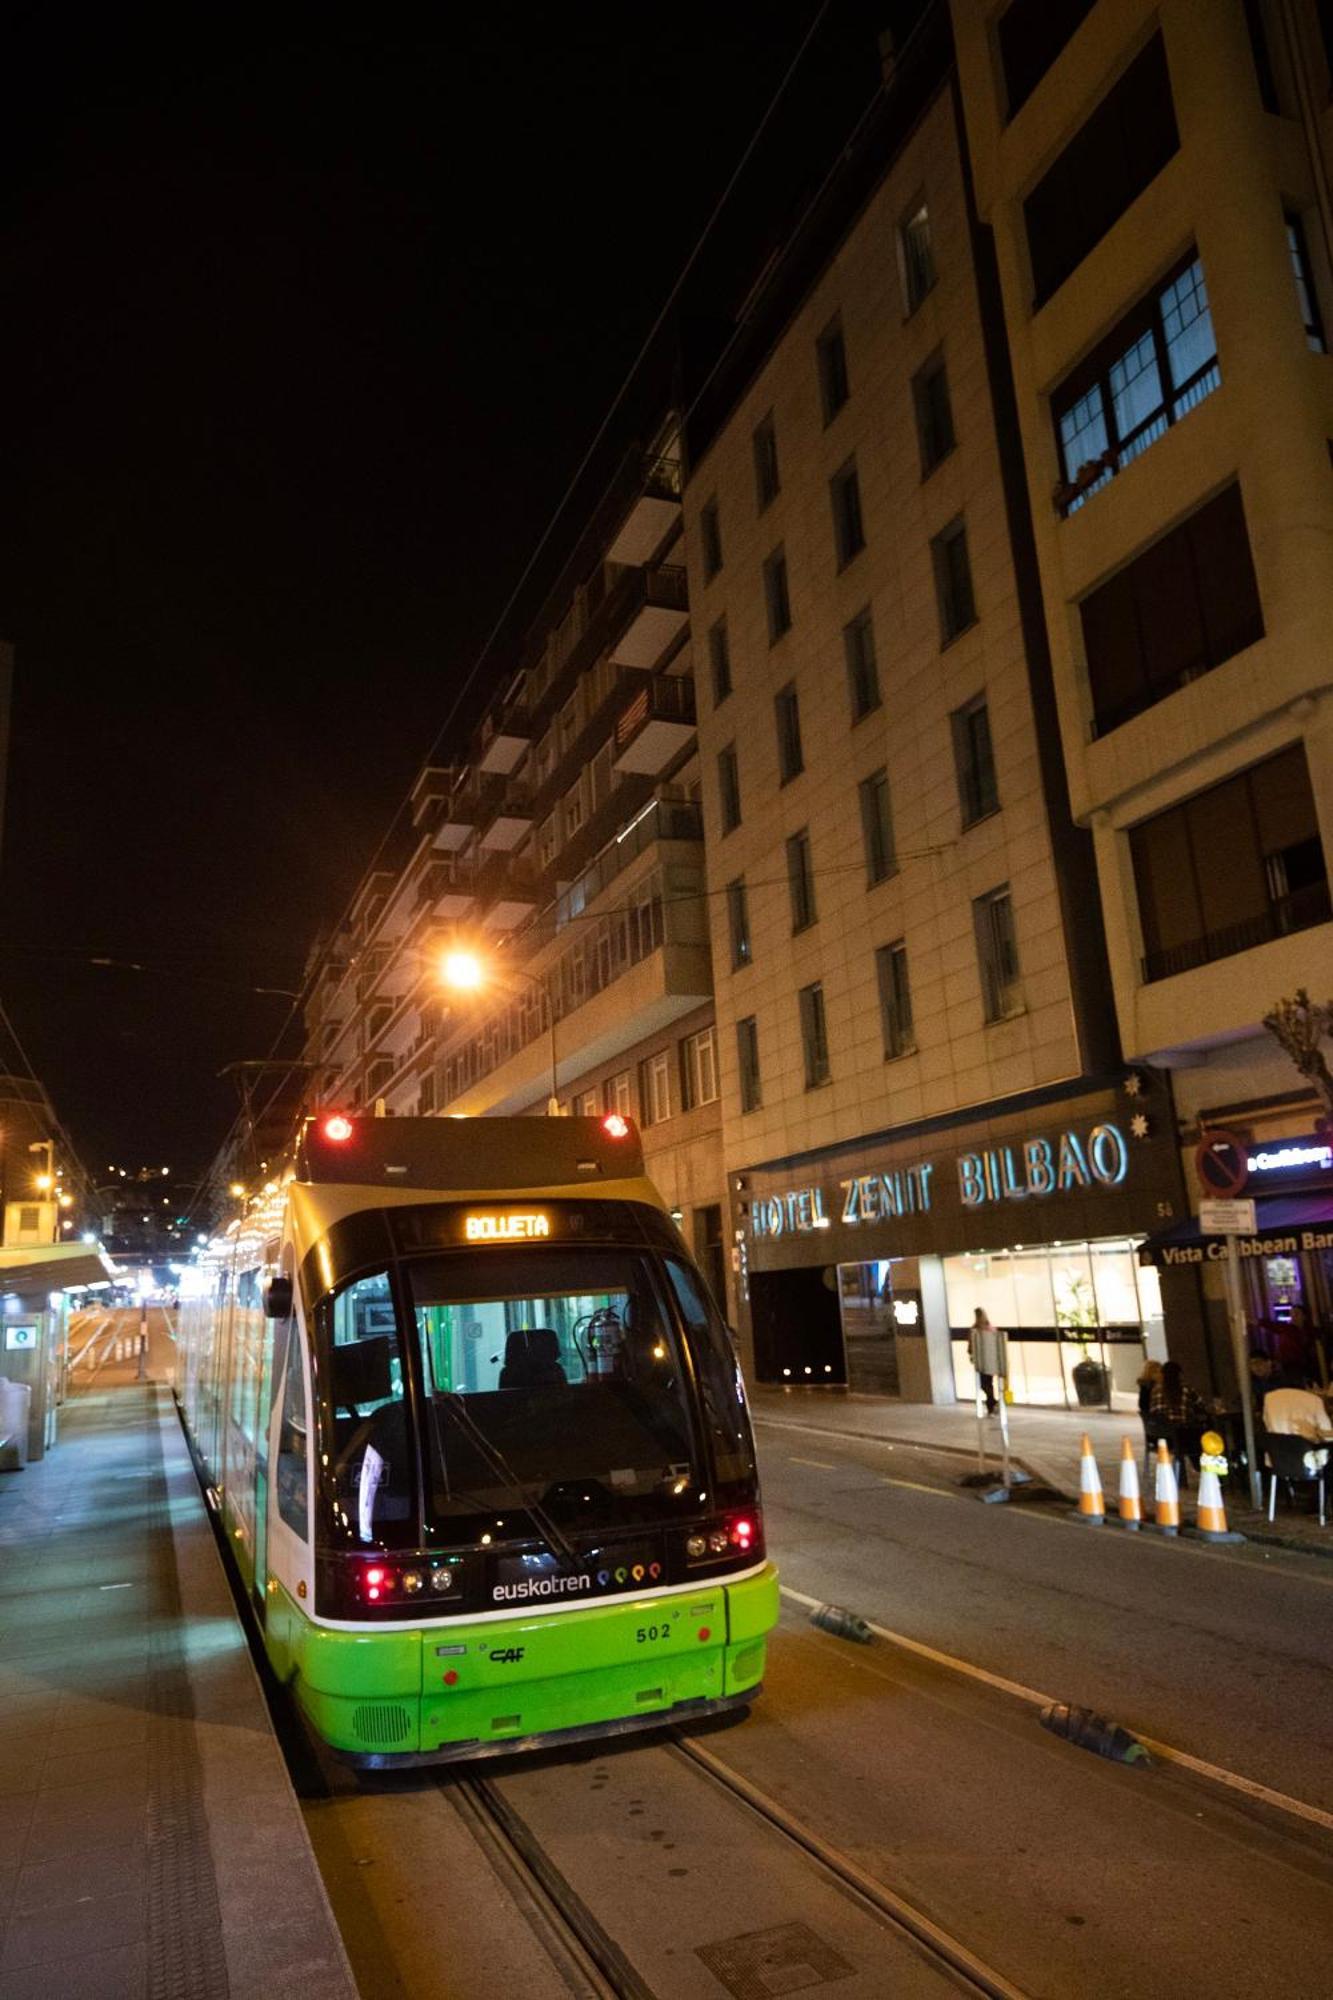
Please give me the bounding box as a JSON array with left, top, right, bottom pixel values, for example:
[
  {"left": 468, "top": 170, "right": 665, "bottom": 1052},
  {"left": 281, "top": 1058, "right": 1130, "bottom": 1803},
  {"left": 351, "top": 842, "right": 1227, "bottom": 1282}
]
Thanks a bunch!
[
  {"left": 1194, "top": 1432, "right": 1241, "bottom": 1542},
  {"left": 1154, "top": 1438, "right": 1179, "bottom": 1536},
  {"left": 1077, "top": 1433, "right": 1105, "bottom": 1525},
  {"left": 1117, "top": 1434, "right": 1141, "bottom": 1530}
]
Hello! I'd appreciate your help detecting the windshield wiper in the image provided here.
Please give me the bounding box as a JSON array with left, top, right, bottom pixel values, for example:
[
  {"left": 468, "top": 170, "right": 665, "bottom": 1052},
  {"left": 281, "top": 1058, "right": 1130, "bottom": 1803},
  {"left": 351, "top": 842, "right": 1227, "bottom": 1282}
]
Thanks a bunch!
[{"left": 433, "top": 1391, "right": 580, "bottom": 1569}]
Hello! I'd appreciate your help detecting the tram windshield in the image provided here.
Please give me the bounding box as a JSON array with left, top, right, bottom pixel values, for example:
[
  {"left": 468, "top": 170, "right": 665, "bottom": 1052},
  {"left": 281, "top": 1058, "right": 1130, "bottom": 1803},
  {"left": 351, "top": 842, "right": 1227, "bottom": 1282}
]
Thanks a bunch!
[{"left": 408, "top": 1245, "right": 751, "bottom": 1533}]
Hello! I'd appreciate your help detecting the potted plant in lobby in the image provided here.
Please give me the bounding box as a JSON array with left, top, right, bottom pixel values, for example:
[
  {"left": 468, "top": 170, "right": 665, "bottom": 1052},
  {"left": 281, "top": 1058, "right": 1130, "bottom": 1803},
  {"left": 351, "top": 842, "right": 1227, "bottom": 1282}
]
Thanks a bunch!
[{"left": 1055, "top": 1273, "right": 1111, "bottom": 1408}]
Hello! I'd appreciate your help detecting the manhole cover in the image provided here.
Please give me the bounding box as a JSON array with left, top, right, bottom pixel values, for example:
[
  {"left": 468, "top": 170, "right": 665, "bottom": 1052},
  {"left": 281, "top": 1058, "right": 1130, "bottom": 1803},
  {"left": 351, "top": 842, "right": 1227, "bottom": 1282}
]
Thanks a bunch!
[{"left": 697, "top": 1921, "right": 855, "bottom": 1998}]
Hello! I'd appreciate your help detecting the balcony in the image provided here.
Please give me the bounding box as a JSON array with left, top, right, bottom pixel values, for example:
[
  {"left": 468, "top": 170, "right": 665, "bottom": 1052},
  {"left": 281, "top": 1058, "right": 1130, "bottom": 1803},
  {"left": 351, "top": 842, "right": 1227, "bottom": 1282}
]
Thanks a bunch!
[
  {"left": 605, "top": 451, "right": 683, "bottom": 567},
  {"left": 477, "top": 704, "right": 532, "bottom": 776},
  {"left": 415, "top": 860, "right": 475, "bottom": 922},
  {"left": 608, "top": 563, "right": 689, "bottom": 670},
  {"left": 613, "top": 673, "right": 696, "bottom": 775},
  {"left": 1141, "top": 880, "right": 1331, "bottom": 984},
  {"left": 556, "top": 793, "right": 703, "bottom": 931},
  {"left": 473, "top": 850, "right": 540, "bottom": 933},
  {"left": 477, "top": 792, "right": 534, "bottom": 853},
  {"left": 431, "top": 771, "right": 483, "bottom": 851},
  {"left": 409, "top": 764, "right": 455, "bottom": 828}
]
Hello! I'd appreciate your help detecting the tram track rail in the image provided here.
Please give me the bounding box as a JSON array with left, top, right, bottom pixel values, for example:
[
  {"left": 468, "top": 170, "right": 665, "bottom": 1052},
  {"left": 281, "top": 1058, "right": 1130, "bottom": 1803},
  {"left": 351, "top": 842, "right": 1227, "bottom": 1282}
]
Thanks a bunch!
[{"left": 443, "top": 1731, "right": 1028, "bottom": 2000}]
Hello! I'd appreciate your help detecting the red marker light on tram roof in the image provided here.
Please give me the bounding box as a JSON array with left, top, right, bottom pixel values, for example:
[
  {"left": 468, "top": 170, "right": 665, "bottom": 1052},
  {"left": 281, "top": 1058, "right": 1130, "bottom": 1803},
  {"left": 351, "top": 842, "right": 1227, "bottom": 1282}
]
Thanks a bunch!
[
  {"left": 323, "top": 1114, "right": 354, "bottom": 1143},
  {"left": 602, "top": 1113, "right": 630, "bottom": 1139}
]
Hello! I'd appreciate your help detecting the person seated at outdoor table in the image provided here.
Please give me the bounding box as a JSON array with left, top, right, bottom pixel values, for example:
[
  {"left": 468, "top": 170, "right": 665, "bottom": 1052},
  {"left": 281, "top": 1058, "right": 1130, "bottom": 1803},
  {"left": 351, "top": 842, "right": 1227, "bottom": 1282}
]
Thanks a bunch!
[
  {"left": 1149, "top": 1361, "right": 1208, "bottom": 1467},
  {"left": 1137, "top": 1358, "right": 1162, "bottom": 1421},
  {"left": 1262, "top": 1381, "right": 1333, "bottom": 1445},
  {"left": 1149, "top": 1360, "right": 1207, "bottom": 1426}
]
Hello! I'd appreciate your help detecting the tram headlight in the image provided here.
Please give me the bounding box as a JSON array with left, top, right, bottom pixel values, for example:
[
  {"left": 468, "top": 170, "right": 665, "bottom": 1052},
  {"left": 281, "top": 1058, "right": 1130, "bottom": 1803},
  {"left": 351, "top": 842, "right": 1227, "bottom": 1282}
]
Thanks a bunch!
[
  {"left": 401, "top": 1569, "right": 424, "bottom": 1594},
  {"left": 686, "top": 1534, "right": 708, "bottom": 1559},
  {"left": 707, "top": 1530, "right": 728, "bottom": 1554}
]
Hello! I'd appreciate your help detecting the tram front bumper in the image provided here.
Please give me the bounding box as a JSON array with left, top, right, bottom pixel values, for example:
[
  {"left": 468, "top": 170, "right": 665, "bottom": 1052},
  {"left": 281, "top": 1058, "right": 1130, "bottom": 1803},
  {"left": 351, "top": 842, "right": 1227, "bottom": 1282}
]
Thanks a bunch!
[{"left": 286, "top": 1564, "right": 779, "bottom": 1764}]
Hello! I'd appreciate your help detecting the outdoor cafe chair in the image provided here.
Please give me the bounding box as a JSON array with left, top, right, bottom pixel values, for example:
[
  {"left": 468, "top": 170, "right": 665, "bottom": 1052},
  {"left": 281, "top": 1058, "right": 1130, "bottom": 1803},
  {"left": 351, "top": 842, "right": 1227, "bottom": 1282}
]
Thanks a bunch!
[{"left": 1262, "top": 1430, "right": 1328, "bottom": 1528}]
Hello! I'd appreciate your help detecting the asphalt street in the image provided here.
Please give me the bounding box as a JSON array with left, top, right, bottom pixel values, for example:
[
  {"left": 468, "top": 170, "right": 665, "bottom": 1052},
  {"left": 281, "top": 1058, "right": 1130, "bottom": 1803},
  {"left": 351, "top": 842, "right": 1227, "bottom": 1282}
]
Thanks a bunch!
[{"left": 296, "top": 1413, "right": 1333, "bottom": 1999}]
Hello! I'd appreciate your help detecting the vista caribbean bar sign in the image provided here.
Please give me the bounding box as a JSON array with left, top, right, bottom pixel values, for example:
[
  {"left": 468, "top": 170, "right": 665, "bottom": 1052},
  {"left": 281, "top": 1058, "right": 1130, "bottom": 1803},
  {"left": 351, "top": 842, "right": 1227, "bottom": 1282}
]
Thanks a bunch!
[{"left": 749, "top": 1119, "right": 1130, "bottom": 1239}]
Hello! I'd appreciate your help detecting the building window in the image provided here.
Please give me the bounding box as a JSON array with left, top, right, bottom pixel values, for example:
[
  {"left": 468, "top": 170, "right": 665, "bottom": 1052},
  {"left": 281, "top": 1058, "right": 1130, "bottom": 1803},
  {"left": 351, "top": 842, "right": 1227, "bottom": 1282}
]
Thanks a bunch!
[
  {"left": 974, "top": 887, "right": 1022, "bottom": 1021},
  {"left": 931, "top": 518, "right": 977, "bottom": 644},
  {"left": 1081, "top": 483, "right": 1265, "bottom": 737},
  {"left": 900, "top": 198, "right": 936, "bottom": 312},
  {"left": 538, "top": 812, "right": 559, "bottom": 870},
  {"left": 876, "top": 941, "right": 915, "bottom": 1058},
  {"left": 576, "top": 1090, "right": 598, "bottom": 1117},
  {"left": 775, "top": 683, "right": 804, "bottom": 785},
  {"left": 1131, "top": 745, "right": 1330, "bottom": 983},
  {"left": 564, "top": 774, "right": 586, "bottom": 839},
  {"left": 418, "top": 1073, "right": 436, "bottom": 1115},
  {"left": 798, "top": 982, "right": 830, "bottom": 1088},
  {"left": 1286, "top": 211, "right": 1326, "bottom": 352},
  {"left": 952, "top": 694, "right": 998, "bottom": 826},
  {"left": 708, "top": 617, "right": 732, "bottom": 706},
  {"left": 726, "top": 879, "right": 752, "bottom": 970},
  {"left": 787, "top": 828, "right": 817, "bottom": 933},
  {"left": 1244, "top": 0, "right": 1282, "bottom": 114},
  {"left": 998, "top": 0, "right": 1095, "bottom": 119},
  {"left": 604, "top": 1070, "right": 633, "bottom": 1119},
  {"left": 752, "top": 413, "right": 780, "bottom": 512},
  {"left": 1054, "top": 253, "right": 1220, "bottom": 515},
  {"left": 817, "top": 316, "right": 850, "bottom": 421},
  {"left": 717, "top": 744, "right": 742, "bottom": 835},
  {"left": 844, "top": 608, "right": 881, "bottom": 722},
  {"left": 763, "top": 545, "right": 792, "bottom": 643},
  {"left": 737, "top": 1015, "right": 761, "bottom": 1112},
  {"left": 680, "top": 1027, "right": 719, "bottom": 1111},
  {"left": 912, "top": 350, "right": 955, "bottom": 475},
  {"left": 859, "top": 768, "right": 896, "bottom": 885},
  {"left": 700, "top": 497, "right": 723, "bottom": 580},
  {"left": 1024, "top": 33, "right": 1178, "bottom": 306},
  {"left": 830, "top": 460, "right": 866, "bottom": 569},
  {"left": 639, "top": 1049, "right": 672, "bottom": 1125}
]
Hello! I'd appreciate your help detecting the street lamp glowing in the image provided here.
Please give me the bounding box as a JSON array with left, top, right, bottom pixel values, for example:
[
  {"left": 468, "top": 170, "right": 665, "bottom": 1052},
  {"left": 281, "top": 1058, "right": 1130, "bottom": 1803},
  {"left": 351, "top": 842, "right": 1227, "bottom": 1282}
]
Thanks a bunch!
[
  {"left": 58, "top": 1194, "right": 73, "bottom": 1209},
  {"left": 441, "top": 948, "right": 485, "bottom": 992},
  {"left": 229, "top": 1182, "right": 246, "bottom": 1199},
  {"left": 35, "top": 1173, "right": 53, "bottom": 1192}
]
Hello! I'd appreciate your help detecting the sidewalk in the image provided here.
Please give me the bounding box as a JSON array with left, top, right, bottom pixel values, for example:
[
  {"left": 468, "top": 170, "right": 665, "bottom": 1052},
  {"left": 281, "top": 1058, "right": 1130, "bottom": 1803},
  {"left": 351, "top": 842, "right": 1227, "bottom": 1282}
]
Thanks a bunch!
[
  {"left": 750, "top": 1387, "right": 1333, "bottom": 1558},
  {"left": 0, "top": 1383, "right": 357, "bottom": 1999}
]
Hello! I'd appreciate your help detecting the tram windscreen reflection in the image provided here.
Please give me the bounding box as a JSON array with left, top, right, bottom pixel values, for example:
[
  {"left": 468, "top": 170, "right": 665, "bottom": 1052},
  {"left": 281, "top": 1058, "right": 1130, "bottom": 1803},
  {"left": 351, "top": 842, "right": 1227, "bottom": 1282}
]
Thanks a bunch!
[{"left": 408, "top": 1248, "right": 701, "bottom": 1529}]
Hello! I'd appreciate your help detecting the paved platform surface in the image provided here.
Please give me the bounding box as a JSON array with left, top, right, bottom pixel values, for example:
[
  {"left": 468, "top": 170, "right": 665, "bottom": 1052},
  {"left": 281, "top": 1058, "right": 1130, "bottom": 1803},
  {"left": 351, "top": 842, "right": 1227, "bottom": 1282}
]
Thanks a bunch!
[
  {"left": 750, "top": 1386, "right": 1333, "bottom": 1555},
  {"left": 0, "top": 1381, "right": 357, "bottom": 1999}
]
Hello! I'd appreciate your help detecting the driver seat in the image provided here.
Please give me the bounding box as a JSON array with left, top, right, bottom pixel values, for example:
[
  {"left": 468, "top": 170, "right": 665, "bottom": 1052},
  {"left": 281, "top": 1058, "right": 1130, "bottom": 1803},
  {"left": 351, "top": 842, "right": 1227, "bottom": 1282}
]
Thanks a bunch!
[{"left": 499, "top": 1327, "right": 567, "bottom": 1389}]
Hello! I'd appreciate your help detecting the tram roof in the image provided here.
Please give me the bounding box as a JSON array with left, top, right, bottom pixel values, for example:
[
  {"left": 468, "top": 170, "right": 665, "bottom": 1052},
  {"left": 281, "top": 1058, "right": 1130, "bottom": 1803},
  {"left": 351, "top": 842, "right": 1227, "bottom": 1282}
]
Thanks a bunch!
[
  {"left": 296, "top": 1113, "right": 645, "bottom": 1190},
  {"left": 285, "top": 1115, "right": 661, "bottom": 1260}
]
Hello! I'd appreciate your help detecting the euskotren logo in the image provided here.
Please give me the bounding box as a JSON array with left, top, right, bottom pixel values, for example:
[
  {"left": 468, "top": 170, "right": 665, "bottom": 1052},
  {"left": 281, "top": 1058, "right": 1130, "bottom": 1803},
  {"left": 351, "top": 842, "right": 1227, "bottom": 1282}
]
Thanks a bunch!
[{"left": 491, "top": 1573, "right": 594, "bottom": 1604}]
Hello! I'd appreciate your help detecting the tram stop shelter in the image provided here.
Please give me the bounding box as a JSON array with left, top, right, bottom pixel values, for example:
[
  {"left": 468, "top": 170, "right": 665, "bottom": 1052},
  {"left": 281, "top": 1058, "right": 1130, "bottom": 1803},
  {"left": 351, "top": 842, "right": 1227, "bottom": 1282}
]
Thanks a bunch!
[{"left": 0, "top": 1242, "right": 118, "bottom": 1465}]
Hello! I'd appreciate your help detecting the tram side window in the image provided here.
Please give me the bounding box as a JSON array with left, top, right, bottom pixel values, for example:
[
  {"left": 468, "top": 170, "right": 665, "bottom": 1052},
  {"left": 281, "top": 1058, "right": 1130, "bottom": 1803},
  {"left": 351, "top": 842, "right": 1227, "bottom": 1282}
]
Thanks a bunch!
[
  {"left": 664, "top": 1257, "right": 758, "bottom": 1489},
  {"left": 275, "top": 1330, "right": 309, "bottom": 1539},
  {"left": 325, "top": 1272, "right": 414, "bottom": 1542}
]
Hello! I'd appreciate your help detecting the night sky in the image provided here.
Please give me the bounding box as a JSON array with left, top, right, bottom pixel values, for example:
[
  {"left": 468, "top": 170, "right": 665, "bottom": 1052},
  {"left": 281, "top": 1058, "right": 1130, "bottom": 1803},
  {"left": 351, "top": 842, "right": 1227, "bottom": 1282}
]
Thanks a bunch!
[{"left": 1, "top": 1, "right": 915, "bottom": 1192}]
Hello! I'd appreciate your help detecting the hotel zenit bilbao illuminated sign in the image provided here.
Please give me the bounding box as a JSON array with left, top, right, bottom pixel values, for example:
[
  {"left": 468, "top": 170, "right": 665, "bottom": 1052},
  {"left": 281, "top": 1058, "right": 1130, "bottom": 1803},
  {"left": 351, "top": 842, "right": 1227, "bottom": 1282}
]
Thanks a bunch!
[{"left": 749, "top": 1119, "right": 1130, "bottom": 1241}]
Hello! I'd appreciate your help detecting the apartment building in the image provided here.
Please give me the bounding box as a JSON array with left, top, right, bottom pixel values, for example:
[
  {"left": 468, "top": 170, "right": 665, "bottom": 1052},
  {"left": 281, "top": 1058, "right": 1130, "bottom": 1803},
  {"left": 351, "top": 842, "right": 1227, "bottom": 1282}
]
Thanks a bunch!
[
  {"left": 953, "top": 0, "right": 1333, "bottom": 1386},
  {"left": 681, "top": 9, "right": 1195, "bottom": 1408},
  {"left": 302, "top": 429, "right": 732, "bottom": 1306}
]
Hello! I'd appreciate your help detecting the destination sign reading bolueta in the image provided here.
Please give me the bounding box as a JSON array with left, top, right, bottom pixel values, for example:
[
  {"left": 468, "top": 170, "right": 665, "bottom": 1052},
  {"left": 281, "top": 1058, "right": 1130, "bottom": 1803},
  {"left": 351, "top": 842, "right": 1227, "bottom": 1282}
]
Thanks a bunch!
[{"left": 464, "top": 1211, "right": 552, "bottom": 1241}]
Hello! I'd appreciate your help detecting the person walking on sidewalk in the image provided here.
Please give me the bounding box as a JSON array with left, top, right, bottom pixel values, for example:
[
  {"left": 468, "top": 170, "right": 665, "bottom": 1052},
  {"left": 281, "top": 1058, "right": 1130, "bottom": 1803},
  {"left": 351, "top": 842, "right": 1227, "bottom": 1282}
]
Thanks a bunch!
[{"left": 969, "top": 1309, "right": 1006, "bottom": 1416}]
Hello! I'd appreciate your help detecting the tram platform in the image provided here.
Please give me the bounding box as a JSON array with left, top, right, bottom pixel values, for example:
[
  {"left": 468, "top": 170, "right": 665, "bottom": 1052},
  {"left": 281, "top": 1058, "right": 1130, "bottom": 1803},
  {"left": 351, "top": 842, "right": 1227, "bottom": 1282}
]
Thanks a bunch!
[{"left": 0, "top": 1380, "right": 357, "bottom": 1999}]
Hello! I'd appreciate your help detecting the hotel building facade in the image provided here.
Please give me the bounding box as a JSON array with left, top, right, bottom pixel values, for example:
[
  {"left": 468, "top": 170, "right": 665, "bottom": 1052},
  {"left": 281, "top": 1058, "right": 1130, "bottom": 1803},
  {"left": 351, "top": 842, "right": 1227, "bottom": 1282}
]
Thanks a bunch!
[{"left": 952, "top": 0, "right": 1333, "bottom": 1388}]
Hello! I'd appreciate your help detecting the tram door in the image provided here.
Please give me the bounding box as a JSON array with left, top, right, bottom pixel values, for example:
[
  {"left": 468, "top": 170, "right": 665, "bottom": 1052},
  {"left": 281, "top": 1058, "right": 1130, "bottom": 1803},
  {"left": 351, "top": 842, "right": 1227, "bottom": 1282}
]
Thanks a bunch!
[{"left": 263, "top": 1315, "right": 314, "bottom": 1632}]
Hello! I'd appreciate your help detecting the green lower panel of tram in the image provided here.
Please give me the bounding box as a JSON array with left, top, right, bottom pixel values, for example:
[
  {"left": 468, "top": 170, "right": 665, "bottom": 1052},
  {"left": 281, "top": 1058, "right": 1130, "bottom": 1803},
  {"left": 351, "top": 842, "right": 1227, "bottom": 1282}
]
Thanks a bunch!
[{"left": 267, "top": 1566, "right": 779, "bottom": 1762}]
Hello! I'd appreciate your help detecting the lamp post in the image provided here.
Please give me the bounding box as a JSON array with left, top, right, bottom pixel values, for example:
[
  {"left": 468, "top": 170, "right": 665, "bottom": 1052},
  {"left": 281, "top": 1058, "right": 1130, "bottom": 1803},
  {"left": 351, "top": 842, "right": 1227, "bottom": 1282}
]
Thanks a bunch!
[
  {"left": 27, "top": 1139, "right": 57, "bottom": 1243},
  {"left": 440, "top": 949, "right": 561, "bottom": 1116}
]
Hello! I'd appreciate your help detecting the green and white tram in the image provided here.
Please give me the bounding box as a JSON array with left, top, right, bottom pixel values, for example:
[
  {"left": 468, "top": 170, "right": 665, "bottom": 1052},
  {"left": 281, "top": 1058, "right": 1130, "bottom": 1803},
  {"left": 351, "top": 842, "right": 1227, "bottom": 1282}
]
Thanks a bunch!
[{"left": 177, "top": 1112, "right": 777, "bottom": 1766}]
